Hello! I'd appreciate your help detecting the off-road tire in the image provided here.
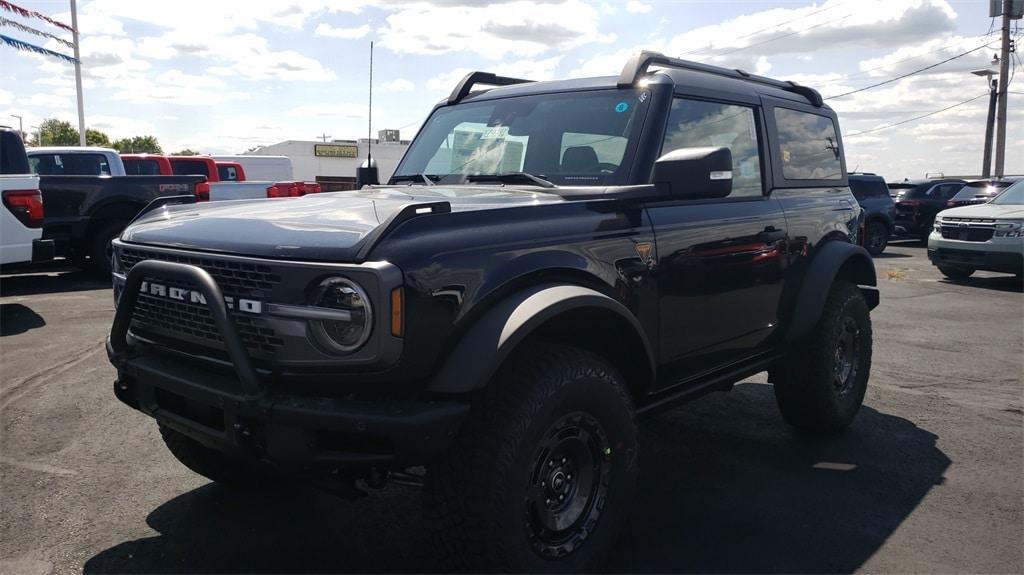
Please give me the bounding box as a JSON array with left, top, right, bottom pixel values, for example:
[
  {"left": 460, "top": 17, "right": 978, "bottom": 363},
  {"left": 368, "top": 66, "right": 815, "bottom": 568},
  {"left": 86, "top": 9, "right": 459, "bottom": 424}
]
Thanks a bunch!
[
  {"left": 937, "top": 265, "right": 975, "bottom": 281},
  {"left": 864, "top": 220, "right": 889, "bottom": 256},
  {"left": 159, "top": 425, "right": 279, "bottom": 488},
  {"left": 772, "top": 281, "right": 872, "bottom": 434},
  {"left": 426, "top": 344, "right": 638, "bottom": 572},
  {"left": 89, "top": 221, "right": 128, "bottom": 275}
]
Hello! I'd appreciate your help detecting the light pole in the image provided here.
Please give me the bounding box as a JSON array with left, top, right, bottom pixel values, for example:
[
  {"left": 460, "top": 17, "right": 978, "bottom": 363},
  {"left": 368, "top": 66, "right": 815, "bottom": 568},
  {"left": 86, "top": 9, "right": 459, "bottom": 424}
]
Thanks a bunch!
[
  {"left": 11, "top": 115, "right": 23, "bottom": 140},
  {"left": 971, "top": 68, "right": 998, "bottom": 178}
]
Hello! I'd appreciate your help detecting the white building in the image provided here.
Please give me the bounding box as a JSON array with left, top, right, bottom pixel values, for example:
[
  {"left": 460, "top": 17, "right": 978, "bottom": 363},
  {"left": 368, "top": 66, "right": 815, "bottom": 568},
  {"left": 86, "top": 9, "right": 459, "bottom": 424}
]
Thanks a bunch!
[{"left": 244, "top": 132, "right": 410, "bottom": 185}]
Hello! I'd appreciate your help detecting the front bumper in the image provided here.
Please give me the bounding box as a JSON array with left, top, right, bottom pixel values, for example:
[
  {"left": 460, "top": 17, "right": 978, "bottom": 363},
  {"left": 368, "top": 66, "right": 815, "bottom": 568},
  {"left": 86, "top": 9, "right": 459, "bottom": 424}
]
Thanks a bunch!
[
  {"left": 109, "top": 342, "right": 467, "bottom": 468},
  {"left": 108, "top": 258, "right": 467, "bottom": 470},
  {"left": 928, "top": 246, "right": 1023, "bottom": 275}
]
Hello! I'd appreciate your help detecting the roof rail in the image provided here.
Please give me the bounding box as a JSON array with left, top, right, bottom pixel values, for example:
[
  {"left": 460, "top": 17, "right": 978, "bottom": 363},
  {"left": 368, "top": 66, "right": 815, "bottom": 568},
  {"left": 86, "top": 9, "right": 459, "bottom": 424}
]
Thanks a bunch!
[
  {"left": 617, "top": 51, "right": 824, "bottom": 107},
  {"left": 448, "top": 72, "right": 533, "bottom": 105}
]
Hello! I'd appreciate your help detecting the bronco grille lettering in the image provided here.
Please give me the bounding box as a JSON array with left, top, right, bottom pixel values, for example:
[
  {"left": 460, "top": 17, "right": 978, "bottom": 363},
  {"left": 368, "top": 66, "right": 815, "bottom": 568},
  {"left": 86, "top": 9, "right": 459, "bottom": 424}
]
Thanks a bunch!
[{"left": 138, "top": 281, "right": 262, "bottom": 314}]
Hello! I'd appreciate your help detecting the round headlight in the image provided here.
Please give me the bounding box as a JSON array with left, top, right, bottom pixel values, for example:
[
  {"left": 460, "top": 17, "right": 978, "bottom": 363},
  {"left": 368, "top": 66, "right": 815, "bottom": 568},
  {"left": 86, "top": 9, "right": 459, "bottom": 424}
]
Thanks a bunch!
[{"left": 311, "top": 277, "right": 373, "bottom": 353}]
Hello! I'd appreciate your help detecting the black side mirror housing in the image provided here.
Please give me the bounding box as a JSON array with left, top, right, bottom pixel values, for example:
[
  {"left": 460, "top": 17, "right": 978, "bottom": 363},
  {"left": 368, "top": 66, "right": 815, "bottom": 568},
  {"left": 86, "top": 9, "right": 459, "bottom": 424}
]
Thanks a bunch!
[{"left": 653, "top": 146, "right": 733, "bottom": 199}]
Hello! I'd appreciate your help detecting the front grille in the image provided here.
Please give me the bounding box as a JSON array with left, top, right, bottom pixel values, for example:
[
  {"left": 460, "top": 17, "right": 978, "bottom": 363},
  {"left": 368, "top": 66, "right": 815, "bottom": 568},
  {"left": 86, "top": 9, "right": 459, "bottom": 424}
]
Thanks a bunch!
[
  {"left": 120, "top": 248, "right": 285, "bottom": 357},
  {"left": 940, "top": 226, "right": 994, "bottom": 242},
  {"left": 120, "top": 248, "right": 281, "bottom": 295}
]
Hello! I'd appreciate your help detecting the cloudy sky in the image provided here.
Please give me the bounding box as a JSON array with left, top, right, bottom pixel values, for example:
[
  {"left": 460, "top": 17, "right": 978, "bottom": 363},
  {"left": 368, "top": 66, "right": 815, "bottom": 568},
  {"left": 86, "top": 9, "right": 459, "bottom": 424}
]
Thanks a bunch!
[{"left": 1, "top": 0, "right": 1021, "bottom": 180}]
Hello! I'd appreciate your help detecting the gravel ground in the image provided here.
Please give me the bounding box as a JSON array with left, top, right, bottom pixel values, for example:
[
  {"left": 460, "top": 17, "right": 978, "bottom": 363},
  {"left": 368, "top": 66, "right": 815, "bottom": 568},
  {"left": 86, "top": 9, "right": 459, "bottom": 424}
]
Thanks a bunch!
[{"left": 1, "top": 242, "right": 1021, "bottom": 574}]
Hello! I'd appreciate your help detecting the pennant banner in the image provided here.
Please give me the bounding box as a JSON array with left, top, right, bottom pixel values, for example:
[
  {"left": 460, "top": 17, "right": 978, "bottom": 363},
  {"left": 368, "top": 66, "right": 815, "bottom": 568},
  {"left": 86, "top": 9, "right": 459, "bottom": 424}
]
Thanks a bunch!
[
  {"left": 0, "top": 16, "right": 74, "bottom": 49},
  {"left": 0, "top": 0, "right": 74, "bottom": 33},
  {"left": 0, "top": 33, "right": 77, "bottom": 63}
]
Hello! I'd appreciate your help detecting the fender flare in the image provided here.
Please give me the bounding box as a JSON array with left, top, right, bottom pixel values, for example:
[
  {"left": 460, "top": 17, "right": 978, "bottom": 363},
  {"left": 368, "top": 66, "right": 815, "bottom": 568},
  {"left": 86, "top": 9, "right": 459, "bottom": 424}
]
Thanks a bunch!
[
  {"left": 784, "top": 241, "right": 879, "bottom": 343},
  {"left": 427, "top": 283, "right": 655, "bottom": 394}
]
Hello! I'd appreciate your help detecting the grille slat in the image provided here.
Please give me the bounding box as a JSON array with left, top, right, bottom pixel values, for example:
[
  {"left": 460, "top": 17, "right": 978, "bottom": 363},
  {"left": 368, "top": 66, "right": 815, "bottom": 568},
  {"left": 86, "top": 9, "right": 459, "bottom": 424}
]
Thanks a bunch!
[{"left": 120, "top": 249, "right": 285, "bottom": 357}]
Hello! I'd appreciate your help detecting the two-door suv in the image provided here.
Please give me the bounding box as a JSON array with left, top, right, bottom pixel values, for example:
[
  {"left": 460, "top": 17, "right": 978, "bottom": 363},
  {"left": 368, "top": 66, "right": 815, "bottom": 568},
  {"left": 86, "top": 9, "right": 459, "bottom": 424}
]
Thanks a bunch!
[{"left": 107, "top": 52, "right": 878, "bottom": 571}]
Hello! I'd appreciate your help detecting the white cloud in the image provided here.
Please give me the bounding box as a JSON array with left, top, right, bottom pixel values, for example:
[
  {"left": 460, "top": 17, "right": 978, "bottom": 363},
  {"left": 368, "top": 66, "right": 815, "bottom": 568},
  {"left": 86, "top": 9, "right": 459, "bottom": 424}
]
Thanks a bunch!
[
  {"left": 315, "top": 23, "right": 372, "bottom": 39},
  {"left": 288, "top": 104, "right": 367, "bottom": 119},
  {"left": 0, "top": 88, "right": 12, "bottom": 107},
  {"left": 107, "top": 70, "right": 248, "bottom": 106},
  {"left": 380, "top": 78, "right": 416, "bottom": 92},
  {"left": 625, "top": 1, "right": 652, "bottom": 14},
  {"left": 378, "top": 0, "right": 609, "bottom": 59}
]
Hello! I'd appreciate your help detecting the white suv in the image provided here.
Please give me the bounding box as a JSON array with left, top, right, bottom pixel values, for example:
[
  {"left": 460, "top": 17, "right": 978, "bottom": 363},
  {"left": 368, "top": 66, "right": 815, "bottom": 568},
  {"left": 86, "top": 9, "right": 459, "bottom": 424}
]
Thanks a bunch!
[{"left": 928, "top": 179, "right": 1024, "bottom": 280}]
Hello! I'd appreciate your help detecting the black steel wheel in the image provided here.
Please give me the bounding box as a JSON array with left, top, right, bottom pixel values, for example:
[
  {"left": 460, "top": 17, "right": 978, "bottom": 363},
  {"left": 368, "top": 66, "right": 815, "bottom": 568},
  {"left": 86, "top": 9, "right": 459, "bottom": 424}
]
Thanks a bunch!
[
  {"left": 524, "top": 411, "right": 610, "bottom": 558},
  {"left": 426, "top": 344, "right": 637, "bottom": 572},
  {"left": 771, "top": 281, "right": 872, "bottom": 434}
]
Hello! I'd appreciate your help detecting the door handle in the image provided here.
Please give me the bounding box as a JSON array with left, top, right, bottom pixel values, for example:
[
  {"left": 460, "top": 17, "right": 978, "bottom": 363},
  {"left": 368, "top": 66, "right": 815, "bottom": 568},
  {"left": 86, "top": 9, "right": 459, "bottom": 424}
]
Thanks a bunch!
[
  {"left": 837, "top": 199, "right": 854, "bottom": 211},
  {"left": 757, "top": 226, "right": 786, "bottom": 243}
]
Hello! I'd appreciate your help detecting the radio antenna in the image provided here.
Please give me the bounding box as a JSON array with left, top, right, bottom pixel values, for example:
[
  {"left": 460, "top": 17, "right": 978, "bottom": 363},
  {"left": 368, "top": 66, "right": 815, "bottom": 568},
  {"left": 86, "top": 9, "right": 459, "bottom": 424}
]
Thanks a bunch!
[{"left": 367, "top": 40, "right": 373, "bottom": 163}]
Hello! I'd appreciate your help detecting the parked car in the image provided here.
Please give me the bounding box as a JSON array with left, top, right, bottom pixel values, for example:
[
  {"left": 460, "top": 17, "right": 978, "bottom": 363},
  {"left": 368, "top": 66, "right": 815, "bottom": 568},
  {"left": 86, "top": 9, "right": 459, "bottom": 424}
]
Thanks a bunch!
[
  {"left": 945, "top": 178, "right": 1022, "bottom": 209},
  {"left": 889, "top": 178, "right": 966, "bottom": 240},
  {"left": 929, "top": 179, "right": 1024, "bottom": 280},
  {"left": 122, "top": 154, "right": 172, "bottom": 176},
  {"left": 849, "top": 173, "right": 895, "bottom": 255},
  {"left": 1, "top": 128, "right": 53, "bottom": 265},
  {"left": 122, "top": 154, "right": 320, "bottom": 199},
  {"left": 106, "top": 52, "right": 878, "bottom": 571}
]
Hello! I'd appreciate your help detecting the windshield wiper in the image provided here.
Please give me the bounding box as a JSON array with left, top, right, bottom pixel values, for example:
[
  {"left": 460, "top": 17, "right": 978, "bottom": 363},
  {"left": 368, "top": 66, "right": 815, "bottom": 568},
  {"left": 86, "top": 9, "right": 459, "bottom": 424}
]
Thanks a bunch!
[
  {"left": 391, "top": 173, "right": 439, "bottom": 186},
  {"left": 464, "top": 172, "right": 556, "bottom": 189}
]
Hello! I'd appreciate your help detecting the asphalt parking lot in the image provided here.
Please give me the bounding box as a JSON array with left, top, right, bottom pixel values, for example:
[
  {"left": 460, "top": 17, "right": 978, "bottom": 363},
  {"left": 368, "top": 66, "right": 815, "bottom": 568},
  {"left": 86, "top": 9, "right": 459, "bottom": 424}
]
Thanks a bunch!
[{"left": 1, "top": 242, "right": 1021, "bottom": 574}]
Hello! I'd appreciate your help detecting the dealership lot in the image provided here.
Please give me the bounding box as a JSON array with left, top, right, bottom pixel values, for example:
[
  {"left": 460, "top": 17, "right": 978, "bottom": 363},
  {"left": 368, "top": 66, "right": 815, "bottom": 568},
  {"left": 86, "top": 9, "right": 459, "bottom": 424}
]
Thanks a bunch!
[{"left": 0, "top": 242, "right": 1021, "bottom": 574}]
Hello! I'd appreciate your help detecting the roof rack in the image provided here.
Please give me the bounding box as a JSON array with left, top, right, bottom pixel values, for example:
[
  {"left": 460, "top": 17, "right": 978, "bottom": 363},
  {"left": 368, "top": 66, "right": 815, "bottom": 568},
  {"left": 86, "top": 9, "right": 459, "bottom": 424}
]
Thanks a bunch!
[
  {"left": 448, "top": 72, "right": 533, "bottom": 105},
  {"left": 617, "top": 51, "right": 824, "bottom": 107}
]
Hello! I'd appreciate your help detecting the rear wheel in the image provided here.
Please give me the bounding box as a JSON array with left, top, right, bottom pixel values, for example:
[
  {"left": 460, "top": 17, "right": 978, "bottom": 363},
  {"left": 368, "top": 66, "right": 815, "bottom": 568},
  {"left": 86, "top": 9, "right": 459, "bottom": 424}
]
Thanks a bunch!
[
  {"left": 426, "top": 345, "right": 638, "bottom": 572},
  {"left": 937, "top": 265, "right": 974, "bottom": 281},
  {"left": 89, "top": 221, "right": 128, "bottom": 275},
  {"left": 771, "top": 281, "right": 872, "bottom": 434},
  {"left": 159, "top": 425, "right": 280, "bottom": 488},
  {"left": 864, "top": 220, "right": 889, "bottom": 256}
]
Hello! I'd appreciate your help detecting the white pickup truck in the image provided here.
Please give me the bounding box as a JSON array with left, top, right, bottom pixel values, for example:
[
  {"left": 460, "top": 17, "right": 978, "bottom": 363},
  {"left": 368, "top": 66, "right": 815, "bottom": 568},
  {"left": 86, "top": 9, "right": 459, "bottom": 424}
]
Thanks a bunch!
[
  {"left": 1, "top": 129, "right": 53, "bottom": 266},
  {"left": 27, "top": 147, "right": 277, "bottom": 201}
]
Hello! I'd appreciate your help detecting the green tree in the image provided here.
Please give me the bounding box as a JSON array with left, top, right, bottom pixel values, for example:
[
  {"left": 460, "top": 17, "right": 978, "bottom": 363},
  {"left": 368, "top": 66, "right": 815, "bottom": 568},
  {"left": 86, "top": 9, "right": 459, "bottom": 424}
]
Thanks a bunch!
[
  {"left": 171, "top": 148, "right": 199, "bottom": 156},
  {"left": 37, "top": 118, "right": 79, "bottom": 146},
  {"left": 85, "top": 128, "right": 111, "bottom": 147},
  {"left": 113, "top": 135, "right": 163, "bottom": 154}
]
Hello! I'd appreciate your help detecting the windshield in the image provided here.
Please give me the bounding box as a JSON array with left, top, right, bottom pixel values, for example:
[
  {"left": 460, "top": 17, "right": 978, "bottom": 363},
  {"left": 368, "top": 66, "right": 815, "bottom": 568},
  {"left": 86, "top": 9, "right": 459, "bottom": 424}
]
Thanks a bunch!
[
  {"left": 991, "top": 180, "right": 1023, "bottom": 205},
  {"left": 951, "top": 181, "right": 1012, "bottom": 201},
  {"left": 393, "top": 89, "right": 651, "bottom": 186}
]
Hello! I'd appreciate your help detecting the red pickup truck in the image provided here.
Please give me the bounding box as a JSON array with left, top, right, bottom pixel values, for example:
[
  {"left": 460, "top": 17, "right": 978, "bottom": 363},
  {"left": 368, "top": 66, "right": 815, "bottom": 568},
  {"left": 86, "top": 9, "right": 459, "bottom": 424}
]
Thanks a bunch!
[{"left": 121, "top": 155, "right": 321, "bottom": 200}]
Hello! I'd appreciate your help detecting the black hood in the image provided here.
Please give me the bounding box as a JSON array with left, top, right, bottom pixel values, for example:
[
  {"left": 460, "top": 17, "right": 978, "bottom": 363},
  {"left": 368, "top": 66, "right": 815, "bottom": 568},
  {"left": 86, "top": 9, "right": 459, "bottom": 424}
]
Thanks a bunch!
[{"left": 121, "top": 186, "right": 562, "bottom": 261}]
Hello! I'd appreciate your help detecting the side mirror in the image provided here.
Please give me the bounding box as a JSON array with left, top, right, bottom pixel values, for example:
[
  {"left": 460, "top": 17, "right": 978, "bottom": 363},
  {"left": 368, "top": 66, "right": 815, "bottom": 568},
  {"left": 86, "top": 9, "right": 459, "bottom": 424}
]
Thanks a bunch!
[{"left": 653, "top": 146, "right": 732, "bottom": 199}]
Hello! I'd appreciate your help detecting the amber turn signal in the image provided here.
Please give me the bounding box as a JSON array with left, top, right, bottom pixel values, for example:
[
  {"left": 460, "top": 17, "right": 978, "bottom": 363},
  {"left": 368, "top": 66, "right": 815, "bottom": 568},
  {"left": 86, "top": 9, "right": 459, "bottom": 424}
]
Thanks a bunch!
[{"left": 390, "top": 287, "right": 404, "bottom": 337}]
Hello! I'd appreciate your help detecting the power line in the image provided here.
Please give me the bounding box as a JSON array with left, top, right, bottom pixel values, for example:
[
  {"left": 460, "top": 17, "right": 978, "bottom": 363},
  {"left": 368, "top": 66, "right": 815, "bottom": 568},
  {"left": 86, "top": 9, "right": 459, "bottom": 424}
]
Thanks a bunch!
[
  {"left": 844, "top": 93, "right": 988, "bottom": 138},
  {"left": 817, "top": 34, "right": 999, "bottom": 87},
  {"left": 679, "top": 1, "right": 848, "bottom": 58},
  {"left": 702, "top": 14, "right": 851, "bottom": 61},
  {"left": 826, "top": 41, "right": 997, "bottom": 100}
]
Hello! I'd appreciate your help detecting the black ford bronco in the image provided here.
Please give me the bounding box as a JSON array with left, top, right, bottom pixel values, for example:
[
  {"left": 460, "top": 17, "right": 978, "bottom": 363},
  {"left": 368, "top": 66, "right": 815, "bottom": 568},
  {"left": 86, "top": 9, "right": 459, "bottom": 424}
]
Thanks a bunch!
[{"left": 107, "top": 52, "right": 878, "bottom": 571}]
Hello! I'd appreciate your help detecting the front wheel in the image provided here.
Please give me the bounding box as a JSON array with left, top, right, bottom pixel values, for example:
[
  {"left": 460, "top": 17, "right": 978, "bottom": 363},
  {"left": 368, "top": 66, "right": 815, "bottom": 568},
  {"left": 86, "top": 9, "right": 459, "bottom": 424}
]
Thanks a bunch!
[
  {"left": 937, "top": 265, "right": 974, "bottom": 281},
  {"left": 89, "top": 221, "right": 128, "bottom": 275},
  {"left": 771, "top": 282, "right": 872, "bottom": 434},
  {"left": 426, "top": 345, "right": 638, "bottom": 572}
]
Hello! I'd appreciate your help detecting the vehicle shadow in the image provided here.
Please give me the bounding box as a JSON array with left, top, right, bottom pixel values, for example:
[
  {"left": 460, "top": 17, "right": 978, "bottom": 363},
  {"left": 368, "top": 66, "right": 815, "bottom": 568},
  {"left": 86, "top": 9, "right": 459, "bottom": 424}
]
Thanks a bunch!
[
  {"left": 939, "top": 274, "right": 1023, "bottom": 293},
  {"left": 872, "top": 250, "right": 912, "bottom": 259},
  {"left": 0, "top": 303, "right": 46, "bottom": 336},
  {"left": 82, "top": 383, "right": 948, "bottom": 574},
  {"left": 0, "top": 260, "right": 109, "bottom": 297}
]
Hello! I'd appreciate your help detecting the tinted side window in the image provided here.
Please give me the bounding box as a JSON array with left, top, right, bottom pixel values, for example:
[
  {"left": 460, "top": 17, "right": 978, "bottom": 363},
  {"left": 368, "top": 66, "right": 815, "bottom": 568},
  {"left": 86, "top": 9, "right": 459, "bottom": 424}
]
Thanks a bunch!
[
  {"left": 850, "top": 179, "right": 869, "bottom": 200},
  {"left": 125, "top": 159, "right": 161, "bottom": 175},
  {"left": 1, "top": 131, "right": 30, "bottom": 174},
  {"left": 172, "top": 160, "right": 210, "bottom": 177},
  {"left": 218, "top": 165, "right": 239, "bottom": 181},
  {"left": 663, "top": 99, "right": 763, "bottom": 197},
  {"left": 774, "top": 108, "right": 842, "bottom": 180}
]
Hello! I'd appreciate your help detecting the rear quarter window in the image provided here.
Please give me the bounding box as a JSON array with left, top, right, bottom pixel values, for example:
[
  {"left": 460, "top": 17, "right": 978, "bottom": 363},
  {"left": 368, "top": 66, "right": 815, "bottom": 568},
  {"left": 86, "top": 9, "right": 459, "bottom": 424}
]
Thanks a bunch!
[
  {"left": 172, "top": 160, "right": 210, "bottom": 177},
  {"left": 774, "top": 108, "right": 842, "bottom": 181}
]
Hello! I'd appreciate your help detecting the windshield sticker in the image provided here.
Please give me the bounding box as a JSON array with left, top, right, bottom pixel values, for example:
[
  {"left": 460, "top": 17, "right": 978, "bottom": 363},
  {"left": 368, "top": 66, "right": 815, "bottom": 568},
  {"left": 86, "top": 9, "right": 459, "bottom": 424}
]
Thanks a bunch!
[
  {"left": 615, "top": 102, "right": 629, "bottom": 113},
  {"left": 480, "top": 126, "right": 509, "bottom": 140},
  {"left": 638, "top": 91, "right": 649, "bottom": 103}
]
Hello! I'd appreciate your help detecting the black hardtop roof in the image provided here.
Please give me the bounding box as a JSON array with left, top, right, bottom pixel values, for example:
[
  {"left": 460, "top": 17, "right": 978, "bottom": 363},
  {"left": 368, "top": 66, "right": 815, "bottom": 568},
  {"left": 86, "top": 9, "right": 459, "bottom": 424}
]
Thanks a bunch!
[
  {"left": 888, "top": 178, "right": 965, "bottom": 186},
  {"left": 452, "top": 51, "right": 831, "bottom": 111}
]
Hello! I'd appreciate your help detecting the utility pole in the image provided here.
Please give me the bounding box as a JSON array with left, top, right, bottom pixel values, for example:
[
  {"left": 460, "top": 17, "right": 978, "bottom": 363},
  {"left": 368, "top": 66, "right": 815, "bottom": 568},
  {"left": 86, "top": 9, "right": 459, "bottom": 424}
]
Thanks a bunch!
[
  {"left": 993, "top": 0, "right": 1012, "bottom": 177},
  {"left": 70, "top": 0, "right": 86, "bottom": 147},
  {"left": 972, "top": 69, "right": 998, "bottom": 177},
  {"left": 12, "top": 115, "right": 23, "bottom": 140}
]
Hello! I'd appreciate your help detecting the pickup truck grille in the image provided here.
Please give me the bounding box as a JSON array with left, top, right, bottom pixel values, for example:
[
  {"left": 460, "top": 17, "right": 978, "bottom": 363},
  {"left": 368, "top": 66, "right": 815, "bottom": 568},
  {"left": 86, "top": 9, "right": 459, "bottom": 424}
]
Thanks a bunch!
[
  {"left": 938, "top": 218, "right": 996, "bottom": 242},
  {"left": 120, "top": 248, "right": 284, "bottom": 357},
  {"left": 120, "top": 248, "right": 281, "bottom": 296}
]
